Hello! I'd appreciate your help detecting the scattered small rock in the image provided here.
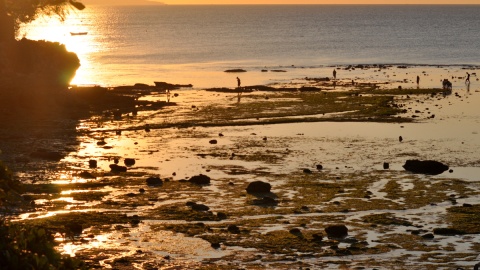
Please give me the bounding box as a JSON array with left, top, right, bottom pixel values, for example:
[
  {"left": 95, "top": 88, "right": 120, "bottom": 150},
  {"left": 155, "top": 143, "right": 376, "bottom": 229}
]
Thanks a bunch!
[
  {"left": 383, "top": 162, "right": 389, "bottom": 169},
  {"left": 88, "top": 159, "right": 97, "bottom": 168},
  {"left": 109, "top": 164, "right": 127, "bottom": 173},
  {"left": 227, "top": 224, "right": 241, "bottom": 234},
  {"left": 124, "top": 158, "right": 136, "bottom": 166},
  {"left": 217, "top": 212, "right": 228, "bottom": 220},
  {"left": 303, "top": 168, "right": 312, "bottom": 174},
  {"left": 209, "top": 139, "right": 218, "bottom": 144}
]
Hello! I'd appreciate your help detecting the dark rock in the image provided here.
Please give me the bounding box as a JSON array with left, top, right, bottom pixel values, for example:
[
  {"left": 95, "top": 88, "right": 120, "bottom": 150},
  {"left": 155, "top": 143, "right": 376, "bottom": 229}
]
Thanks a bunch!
[
  {"left": 227, "top": 224, "right": 241, "bottom": 234},
  {"left": 190, "top": 203, "right": 210, "bottom": 211},
  {"left": 189, "top": 174, "right": 211, "bottom": 185},
  {"left": 209, "top": 139, "right": 218, "bottom": 144},
  {"left": 224, "top": 69, "right": 247, "bottom": 73},
  {"left": 421, "top": 233, "right": 434, "bottom": 239},
  {"left": 316, "top": 164, "right": 323, "bottom": 170},
  {"left": 146, "top": 177, "right": 163, "bottom": 186},
  {"left": 303, "top": 168, "right": 312, "bottom": 174},
  {"left": 403, "top": 160, "right": 449, "bottom": 175},
  {"left": 289, "top": 228, "right": 302, "bottom": 235},
  {"left": 211, "top": 242, "right": 221, "bottom": 249},
  {"left": 217, "top": 212, "right": 228, "bottom": 220},
  {"left": 433, "top": 228, "right": 466, "bottom": 235},
  {"left": 246, "top": 181, "right": 271, "bottom": 193},
  {"left": 124, "top": 158, "right": 136, "bottom": 166},
  {"left": 139, "top": 188, "right": 145, "bottom": 193},
  {"left": 383, "top": 162, "right": 389, "bottom": 169},
  {"left": 325, "top": 224, "right": 348, "bottom": 238},
  {"left": 109, "top": 164, "right": 127, "bottom": 173},
  {"left": 88, "top": 159, "right": 97, "bottom": 168}
]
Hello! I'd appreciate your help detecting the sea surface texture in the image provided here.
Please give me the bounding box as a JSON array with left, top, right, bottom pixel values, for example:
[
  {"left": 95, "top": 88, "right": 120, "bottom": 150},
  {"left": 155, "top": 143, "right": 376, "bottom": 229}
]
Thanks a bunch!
[{"left": 22, "top": 5, "right": 480, "bottom": 86}]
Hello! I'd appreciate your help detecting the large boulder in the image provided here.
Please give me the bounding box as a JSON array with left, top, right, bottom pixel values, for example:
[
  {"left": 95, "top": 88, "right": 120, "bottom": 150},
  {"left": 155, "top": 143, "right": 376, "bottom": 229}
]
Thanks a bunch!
[
  {"left": 403, "top": 160, "right": 449, "bottom": 175},
  {"left": 246, "top": 181, "right": 271, "bottom": 193}
]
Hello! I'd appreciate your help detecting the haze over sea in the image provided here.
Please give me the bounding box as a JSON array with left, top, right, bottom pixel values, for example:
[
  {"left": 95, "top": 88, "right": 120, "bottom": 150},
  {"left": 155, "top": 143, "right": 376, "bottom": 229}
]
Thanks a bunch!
[{"left": 21, "top": 5, "right": 480, "bottom": 87}]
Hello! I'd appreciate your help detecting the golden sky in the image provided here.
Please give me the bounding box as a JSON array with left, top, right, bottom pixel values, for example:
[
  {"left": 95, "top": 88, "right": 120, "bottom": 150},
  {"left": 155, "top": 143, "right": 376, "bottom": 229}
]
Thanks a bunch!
[{"left": 160, "top": 0, "right": 479, "bottom": 3}]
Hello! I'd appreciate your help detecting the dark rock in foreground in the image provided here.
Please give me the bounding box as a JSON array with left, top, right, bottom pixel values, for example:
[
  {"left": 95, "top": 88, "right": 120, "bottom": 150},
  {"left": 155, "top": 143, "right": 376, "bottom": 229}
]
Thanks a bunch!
[
  {"left": 403, "top": 159, "right": 449, "bottom": 175},
  {"left": 246, "top": 181, "right": 271, "bottom": 193}
]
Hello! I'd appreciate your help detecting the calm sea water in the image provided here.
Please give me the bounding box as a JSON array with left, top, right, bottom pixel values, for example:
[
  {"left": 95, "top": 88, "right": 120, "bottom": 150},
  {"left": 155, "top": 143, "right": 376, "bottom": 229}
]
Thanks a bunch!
[{"left": 22, "top": 5, "right": 480, "bottom": 87}]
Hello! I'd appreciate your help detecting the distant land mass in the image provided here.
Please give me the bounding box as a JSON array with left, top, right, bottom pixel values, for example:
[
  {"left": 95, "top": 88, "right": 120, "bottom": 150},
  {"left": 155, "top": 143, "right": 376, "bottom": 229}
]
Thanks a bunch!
[{"left": 81, "top": 0, "right": 165, "bottom": 5}]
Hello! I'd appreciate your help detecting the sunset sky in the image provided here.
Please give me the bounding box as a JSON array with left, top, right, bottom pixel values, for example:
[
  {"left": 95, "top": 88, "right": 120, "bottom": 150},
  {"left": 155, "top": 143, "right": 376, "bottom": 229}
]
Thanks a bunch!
[
  {"left": 85, "top": 0, "right": 480, "bottom": 5},
  {"left": 160, "top": 0, "right": 479, "bottom": 4}
]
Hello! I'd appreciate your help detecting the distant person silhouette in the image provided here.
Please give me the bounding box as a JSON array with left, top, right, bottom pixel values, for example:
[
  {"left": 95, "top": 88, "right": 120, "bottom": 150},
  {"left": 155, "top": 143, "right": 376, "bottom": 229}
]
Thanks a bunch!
[
  {"left": 465, "top": 72, "right": 470, "bottom": 84},
  {"left": 333, "top": 69, "right": 337, "bottom": 80},
  {"left": 416, "top": 75, "right": 420, "bottom": 85},
  {"left": 236, "top": 77, "right": 241, "bottom": 88}
]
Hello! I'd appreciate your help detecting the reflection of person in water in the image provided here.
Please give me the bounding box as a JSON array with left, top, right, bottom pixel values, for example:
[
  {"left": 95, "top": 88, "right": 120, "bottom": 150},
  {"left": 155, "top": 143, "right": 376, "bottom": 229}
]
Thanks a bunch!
[
  {"left": 465, "top": 72, "right": 470, "bottom": 84},
  {"left": 236, "top": 77, "right": 241, "bottom": 88}
]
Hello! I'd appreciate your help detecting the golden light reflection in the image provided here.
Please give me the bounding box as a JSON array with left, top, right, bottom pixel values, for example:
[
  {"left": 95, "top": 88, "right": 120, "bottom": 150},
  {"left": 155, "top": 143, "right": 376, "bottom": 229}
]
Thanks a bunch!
[{"left": 18, "top": 11, "right": 98, "bottom": 85}]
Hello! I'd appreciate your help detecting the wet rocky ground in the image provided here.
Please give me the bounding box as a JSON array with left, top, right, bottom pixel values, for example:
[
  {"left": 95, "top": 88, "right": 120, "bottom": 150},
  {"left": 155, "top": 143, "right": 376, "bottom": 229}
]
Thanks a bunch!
[{"left": 2, "top": 65, "right": 480, "bottom": 269}]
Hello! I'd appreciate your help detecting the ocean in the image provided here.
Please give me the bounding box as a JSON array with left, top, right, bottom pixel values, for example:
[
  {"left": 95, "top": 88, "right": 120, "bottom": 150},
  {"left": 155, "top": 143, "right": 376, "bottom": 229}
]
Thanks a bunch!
[{"left": 20, "top": 5, "right": 480, "bottom": 87}]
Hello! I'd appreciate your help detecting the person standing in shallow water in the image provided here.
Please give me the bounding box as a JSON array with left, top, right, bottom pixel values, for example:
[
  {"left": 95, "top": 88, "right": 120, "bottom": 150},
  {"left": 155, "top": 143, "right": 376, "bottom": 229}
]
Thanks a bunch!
[
  {"left": 236, "top": 77, "right": 241, "bottom": 88},
  {"left": 466, "top": 72, "right": 470, "bottom": 84},
  {"left": 333, "top": 69, "right": 337, "bottom": 80},
  {"left": 416, "top": 75, "right": 420, "bottom": 85}
]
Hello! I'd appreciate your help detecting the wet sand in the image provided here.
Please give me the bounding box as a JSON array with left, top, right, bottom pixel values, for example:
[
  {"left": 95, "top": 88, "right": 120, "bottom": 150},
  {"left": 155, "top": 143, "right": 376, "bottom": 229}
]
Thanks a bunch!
[{"left": 4, "top": 65, "right": 480, "bottom": 269}]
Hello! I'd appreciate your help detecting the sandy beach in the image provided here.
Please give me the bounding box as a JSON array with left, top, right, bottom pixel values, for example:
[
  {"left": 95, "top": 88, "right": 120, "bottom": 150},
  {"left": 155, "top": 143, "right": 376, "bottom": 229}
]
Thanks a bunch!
[{"left": 3, "top": 64, "right": 480, "bottom": 269}]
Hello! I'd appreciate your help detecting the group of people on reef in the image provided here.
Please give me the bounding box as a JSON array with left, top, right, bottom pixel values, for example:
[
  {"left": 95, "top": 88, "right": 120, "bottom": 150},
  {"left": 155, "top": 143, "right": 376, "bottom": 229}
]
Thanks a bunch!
[
  {"left": 442, "top": 79, "right": 453, "bottom": 90},
  {"left": 234, "top": 70, "right": 472, "bottom": 94},
  {"left": 441, "top": 72, "right": 472, "bottom": 91}
]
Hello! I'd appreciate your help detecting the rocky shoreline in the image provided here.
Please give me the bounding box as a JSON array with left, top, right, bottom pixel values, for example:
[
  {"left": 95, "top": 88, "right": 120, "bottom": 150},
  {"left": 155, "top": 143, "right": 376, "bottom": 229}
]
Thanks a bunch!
[{"left": 2, "top": 65, "right": 480, "bottom": 269}]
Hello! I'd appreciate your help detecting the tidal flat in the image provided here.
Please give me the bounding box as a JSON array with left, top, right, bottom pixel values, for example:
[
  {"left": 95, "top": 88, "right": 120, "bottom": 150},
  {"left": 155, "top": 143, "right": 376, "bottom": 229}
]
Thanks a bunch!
[{"left": 2, "top": 65, "right": 480, "bottom": 269}]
